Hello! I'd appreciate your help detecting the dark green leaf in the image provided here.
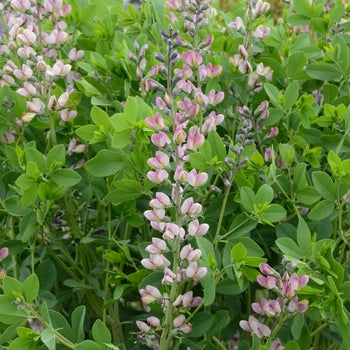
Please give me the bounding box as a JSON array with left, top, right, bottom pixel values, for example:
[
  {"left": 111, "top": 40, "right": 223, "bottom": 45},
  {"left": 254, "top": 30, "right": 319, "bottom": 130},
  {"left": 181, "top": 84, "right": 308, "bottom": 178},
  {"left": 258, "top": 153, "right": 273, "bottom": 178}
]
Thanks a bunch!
[{"left": 85, "top": 150, "right": 124, "bottom": 177}]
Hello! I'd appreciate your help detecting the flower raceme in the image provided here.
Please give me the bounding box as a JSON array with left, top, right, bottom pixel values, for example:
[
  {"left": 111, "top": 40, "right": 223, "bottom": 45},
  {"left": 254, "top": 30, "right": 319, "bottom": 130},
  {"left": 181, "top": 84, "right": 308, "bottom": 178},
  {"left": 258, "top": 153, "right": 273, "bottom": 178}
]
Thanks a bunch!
[{"left": 240, "top": 260, "right": 310, "bottom": 344}]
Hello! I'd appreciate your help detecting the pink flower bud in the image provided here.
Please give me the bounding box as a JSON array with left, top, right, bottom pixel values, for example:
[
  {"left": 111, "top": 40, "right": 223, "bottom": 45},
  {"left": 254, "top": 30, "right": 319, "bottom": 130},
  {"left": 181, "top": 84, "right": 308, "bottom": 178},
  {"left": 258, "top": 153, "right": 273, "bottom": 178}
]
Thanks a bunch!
[
  {"left": 58, "top": 91, "right": 69, "bottom": 107},
  {"left": 149, "top": 192, "right": 171, "bottom": 209},
  {"left": 253, "top": 25, "right": 271, "bottom": 39},
  {"left": 267, "top": 127, "right": 279, "bottom": 138},
  {"left": 181, "top": 197, "right": 202, "bottom": 217},
  {"left": 21, "top": 112, "right": 36, "bottom": 122},
  {"left": 17, "top": 82, "right": 36, "bottom": 98},
  {"left": 59, "top": 109, "right": 77, "bottom": 122},
  {"left": 163, "top": 223, "right": 185, "bottom": 241},
  {"left": 254, "top": 0, "right": 270, "bottom": 16},
  {"left": 173, "top": 315, "right": 185, "bottom": 328},
  {"left": 0, "top": 247, "right": 9, "bottom": 261},
  {"left": 162, "top": 267, "right": 176, "bottom": 285},
  {"left": 17, "top": 28, "right": 37, "bottom": 45},
  {"left": 144, "top": 209, "right": 165, "bottom": 222},
  {"left": 147, "top": 316, "right": 160, "bottom": 327},
  {"left": 228, "top": 17, "right": 245, "bottom": 31},
  {"left": 136, "top": 321, "right": 150, "bottom": 333},
  {"left": 174, "top": 166, "right": 187, "bottom": 183},
  {"left": 145, "top": 237, "right": 167, "bottom": 254},
  {"left": 139, "top": 285, "right": 161, "bottom": 304},
  {"left": 257, "top": 275, "right": 277, "bottom": 289}
]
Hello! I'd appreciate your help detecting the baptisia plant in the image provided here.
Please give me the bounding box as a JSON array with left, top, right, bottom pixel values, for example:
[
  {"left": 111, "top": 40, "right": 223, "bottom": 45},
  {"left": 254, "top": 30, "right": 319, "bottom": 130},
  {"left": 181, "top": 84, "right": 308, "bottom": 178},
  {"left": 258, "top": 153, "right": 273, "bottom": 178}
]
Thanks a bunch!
[
  {"left": 0, "top": 0, "right": 84, "bottom": 148},
  {"left": 134, "top": 1, "right": 226, "bottom": 348}
]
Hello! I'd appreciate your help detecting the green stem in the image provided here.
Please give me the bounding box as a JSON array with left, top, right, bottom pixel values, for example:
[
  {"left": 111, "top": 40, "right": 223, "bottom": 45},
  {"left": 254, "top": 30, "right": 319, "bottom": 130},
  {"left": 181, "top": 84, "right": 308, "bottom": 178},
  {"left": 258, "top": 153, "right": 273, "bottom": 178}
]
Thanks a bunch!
[
  {"left": 212, "top": 336, "right": 228, "bottom": 350},
  {"left": 29, "top": 308, "right": 76, "bottom": 349}
]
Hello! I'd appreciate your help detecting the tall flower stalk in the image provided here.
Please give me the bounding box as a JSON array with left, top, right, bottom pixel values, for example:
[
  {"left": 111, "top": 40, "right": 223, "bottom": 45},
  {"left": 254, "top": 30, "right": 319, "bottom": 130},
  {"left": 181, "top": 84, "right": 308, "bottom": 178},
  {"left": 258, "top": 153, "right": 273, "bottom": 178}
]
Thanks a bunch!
[{"left": 135, "top": 1, "right": 225, "bottom": 347}]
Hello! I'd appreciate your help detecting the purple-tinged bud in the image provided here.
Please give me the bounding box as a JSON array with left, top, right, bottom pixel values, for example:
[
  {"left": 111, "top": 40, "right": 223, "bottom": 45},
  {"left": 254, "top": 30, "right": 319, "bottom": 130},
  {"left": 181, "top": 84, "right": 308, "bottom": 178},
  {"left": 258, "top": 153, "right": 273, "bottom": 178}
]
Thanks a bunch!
[
  {"left": 0, "top": 247, "right": 9, "bottom": 261},
  {"left": 147, "top": 169, "right": 169, "bottom": 184},
  {"left": 2, "top": 75, "right": 15, "bottom": 86},
  {"left": 0, "top": 269, "right": 6, "bottom": 280},
  {"left": 267, "top": 127, "right": 279, "bottom": 138},
  {"left": 162, "top": 267, "right": 176, "bottom": 285},
  {"left": 139, "top": 285, "right": 161, "bottom": 304},
  {"left": 144, "top": 209, "right": 165, "bottom": 222},
  {"left": 145, "top": 237, "right": 167, "bottom": 254},
  {"left": 173, "top": 315, "right": 185, "bottom": 328},
  {"left": 270, "top": 339, "right": 284, "bottom": 350},
  {"left": 147, "top": 316, "right": 160, "bottom": 328},
  {"left": 254, "top": 0, "right": 270, "bottom": 16},
  {"left": 181, "top": 197, "right": 202, "bottom": 217},
  {"left": 186, "top": 261, "right": 207, "bottom": 279},
  {"left": 58, "top": 91, "right": 69, "bottom": 107},
  {"left": 182, "top": 51, "right": 203, "bottom": 67},
  {"left": 253, "top": 25, "right": 271, "bottom": 39},
  {"left": 136, "top": 321, "right": 150, "bottom": 333},
  {"left": 17, "top": 28, "right": 37, "bottom": 45},
  {"left": 228, "top": 17, "right": 245, "bottom": 31},
  {"left": 259, "top": 263, "right": 274, "bottom": 275},
  {"left": 59, "top": 109, "right": 77, "bottom": 122},
  {"left": 21, "top": 113, "right": 36, "bottom": 122},
  {"left": 257, "top": 275, "right": 277, "bottom": 289}
]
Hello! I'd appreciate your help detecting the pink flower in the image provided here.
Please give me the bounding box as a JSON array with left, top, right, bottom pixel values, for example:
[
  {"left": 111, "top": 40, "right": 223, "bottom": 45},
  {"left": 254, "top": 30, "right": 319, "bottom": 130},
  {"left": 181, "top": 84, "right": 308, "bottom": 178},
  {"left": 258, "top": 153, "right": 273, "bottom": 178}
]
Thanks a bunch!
[
  {"left": 47, "top": 60, "right": 71, "bottom": 77},
  {"left": 252, "top": 298, "right": 281, "bottom": 316},
  {"left": 17, "top": 82, "right": 36, "bottom": 98},
  {"left": 163, "top": 223, "right": 185, "bottom": 241},
  {"left": 254, "top": 0, "right": 270, "bottom": 16},
  {"left": 149, "top": 192, "right": 171, "bottom": 209},
  {"left": 139, "top": 285, "right": 161, "bottom": 304},
  {"left": 147, "top": 151, "right": 169, "bottom": 169},
  {"left": 239, "top": 315, "right": 271, "bottom": 338},
  {"left": 188, "top": 219, "right": 209, "bottom": 237},
  {"left": 151, "top": 131, "right": 171, "bottom": 147},
  {"left": 253, "top": 25, "right": 271, "bottom": 39},
  {"left": 68, "top": 48, "right": 84, "bottom": 61},
  {"left": 145, "top": 112, "right": 165, "bottom": 131},
  {"left": 186, "top": 169, "right": 208, "bottom": 187},
  {"left": 257, "top": 275, "right": 278, "bottom": 289},
  {"left": 181, "top": 197, "right": 202, "bottom": 217},
  {"left": 186, "top": 261, "right": 207, "bottom": 280},
  {"left": 228, "top": 17, "right": 245, "bottom": 31},
  {"left": 180, "top": 244, "right": 201, "bottom": 261},
  {"left": 145, "top": 237, "right": 167, "bottom": 254},
  {"left": 187, "top": 126, "right": 204, "bottom": 151},
  {"left": 288, "top": 296, "right": 309, "bottom": 313},
  {"left": 141, "top": 254, "right": 170, "bottom": 270},
  {"left": 144, "top": 209, "right": 165, "bottom": 222},
  {"left": 162, "top": 267, "right": 176, "bottom": 285},
  {"left": 182, "top": 51, "right": 203, "bottom": 67},
  {"left": 17, "top": 28, "right": 37, "bottom": 45},
  {"left": 147, "top": 169, "right": 169, "bottom": 184},
  {"left": 174, "top": 166, "right": 187, "bottom": 183}
]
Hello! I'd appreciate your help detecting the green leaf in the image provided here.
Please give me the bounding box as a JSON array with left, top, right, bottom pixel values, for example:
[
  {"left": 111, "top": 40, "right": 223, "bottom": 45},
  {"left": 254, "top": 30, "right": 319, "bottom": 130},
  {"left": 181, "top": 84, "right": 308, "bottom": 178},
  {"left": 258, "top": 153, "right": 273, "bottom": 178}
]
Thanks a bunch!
[
  {"left": 40, "top": 329, "right": 56, "bottom": 350},
  {"left": 185, "top": 312, "right": 214, "bottom": 338},
  {"left": 255, "top": 184, "right": 274, "bottom": 205},
  {"left": 287, "top": 52, "right": 307, "bottom": 79},
  {"left": 23, "top": 274, "right": 39, "bottom": 303},
  {"left": 92, "top": 319, "right": 112, "bottom": 344},
  {"left": 51, "top": 169, "right": 82, "bottom": 188},
  {"left": 71, "top": 306, "right": 86, "bottom": 343},
  {"left": 25, "top": 147, "right": 47, "bottom": 173},
  {"left": 291, "top": 314, "right": 305, "bottom": 340},
  {"left": 36, "top": 259, "right": 57, "bottom": 291},
  {"left": 240, "top": 187, "right": 255, "bottom": 212},
  {"left": 308, "top": 200, "right": 335, "bottom": 221},
  {"left": 47, "top": 144, "right": 66, "bottom": 170},
  {"left": 276, "top": 237, "right": 303, "bottom": 259},
  {"left": 111, "top": 131, "right": 132, "bottom": 149},
  {"left": 284, "top": 81, "right": 299, "bottom": 110},
  {"left": 264, "top": 83, "right": 281, "bottom": 108},
  {"left": 312, "top": 171, "right": 336, "bottom": 200},
  {"left": 48, "top": 310, "right": 74, "bottom": 342},
  {"left": 75, "top": 124, "right": 99, "bottom": 141},
  {"left": 206, "top": 310, "right": 230, "bottom": 337},
  {"left": 8, "top": 337, "right": 40, "bottom": 350},
  {"left": 229, "top": 237, "right": 265, "bottom": 257},
  {"left": 0, "top": 296, "right": 27, "bottom": 324},
  {"left": 259, "top": 204, "right": 286, "bottom": 222},
  {"left": 306, "top": 62, "right": 342, "bottom": 81},
  {"left": 207, "top": 131, "right": 226, "bottom": 162},
  {"left": 85, "top": 150, "right": 124, "bottom": 177},
  {"left": 296, "top": 186, "right": 321, "bottom": 205},
  {"left": 203, "top": 274, "right": 216, "bottom": 306},
  {"left": 285, "top": 340, "right": 300, "bottom": 350},
  {"left": 105, "top": 179, "right": 143, "bottom": 203},
  {"left": 231, "top": 242, "right": 247, "bottom": 261},
  {"left": 90, "top": 106, "right": 111, "bottom": 132},
  {"left": 297, "top": 216, "right": 311, "bottom": 255},
  {"left": 2, "top": 276, "right": 23, "bottom": 300}
]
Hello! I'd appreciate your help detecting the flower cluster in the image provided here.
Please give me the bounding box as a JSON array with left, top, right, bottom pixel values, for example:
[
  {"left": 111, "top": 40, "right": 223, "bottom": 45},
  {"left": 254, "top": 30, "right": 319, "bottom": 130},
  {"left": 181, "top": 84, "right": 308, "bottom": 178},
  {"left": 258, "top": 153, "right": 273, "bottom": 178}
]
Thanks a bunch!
[
  {"left": 240, "top": 259, "right": 309, "bottom": 348},
  {"left": 134, "top": 1, "right": 225, "bottom": 345},
  {"left": 0, "top": 0, "right": 83, "bottom": 145}
]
